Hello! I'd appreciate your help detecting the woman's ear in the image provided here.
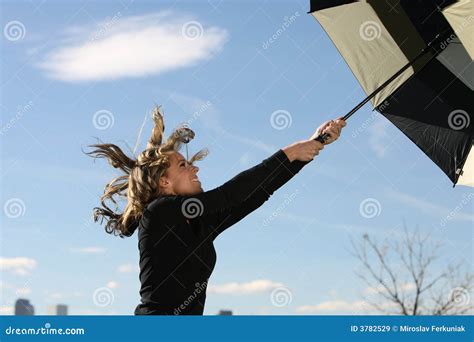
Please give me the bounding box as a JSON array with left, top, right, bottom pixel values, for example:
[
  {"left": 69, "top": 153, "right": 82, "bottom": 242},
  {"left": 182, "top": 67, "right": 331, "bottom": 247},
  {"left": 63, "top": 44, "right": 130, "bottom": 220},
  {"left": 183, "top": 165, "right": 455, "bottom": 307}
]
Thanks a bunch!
[
  {"left": 159, "top": 176, "right": 168, "bottom": 187},
  {"left": 159, "top": 175, "right": 171, "bottom": 194}
]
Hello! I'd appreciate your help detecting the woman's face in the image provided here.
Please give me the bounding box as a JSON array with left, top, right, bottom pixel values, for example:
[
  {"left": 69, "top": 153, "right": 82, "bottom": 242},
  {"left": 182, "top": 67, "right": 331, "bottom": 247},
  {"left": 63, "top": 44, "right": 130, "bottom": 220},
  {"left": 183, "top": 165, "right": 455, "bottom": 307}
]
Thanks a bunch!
[{"left": 159, "top": 152, "right": 203, "bottom": 196}]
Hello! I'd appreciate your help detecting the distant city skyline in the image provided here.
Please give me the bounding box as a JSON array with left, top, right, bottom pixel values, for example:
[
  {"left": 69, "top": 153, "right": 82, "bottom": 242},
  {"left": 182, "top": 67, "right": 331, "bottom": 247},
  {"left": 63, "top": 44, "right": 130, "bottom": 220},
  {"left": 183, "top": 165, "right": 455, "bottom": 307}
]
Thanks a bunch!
[
  {"left": 47, "top": 304, "right": 68, "bottom": 315},
  {"left": 13, "top": 298, "right": 232, "bottom": 315},
  {"left": 14, "top": 298, "right": 34, "bottom": 316}
]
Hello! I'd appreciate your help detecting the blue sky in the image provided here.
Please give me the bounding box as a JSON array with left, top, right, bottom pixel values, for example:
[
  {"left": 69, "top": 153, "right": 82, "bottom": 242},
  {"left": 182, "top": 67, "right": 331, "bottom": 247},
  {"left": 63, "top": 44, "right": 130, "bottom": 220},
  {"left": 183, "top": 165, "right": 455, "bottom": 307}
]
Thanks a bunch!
[{"left": 1, "top": 0, "right": 472, "bottom": 315}]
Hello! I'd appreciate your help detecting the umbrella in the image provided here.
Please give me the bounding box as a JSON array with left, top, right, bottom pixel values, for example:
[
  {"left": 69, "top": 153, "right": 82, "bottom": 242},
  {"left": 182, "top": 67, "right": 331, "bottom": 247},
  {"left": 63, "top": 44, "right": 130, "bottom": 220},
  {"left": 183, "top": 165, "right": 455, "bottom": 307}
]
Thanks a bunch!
[{"left": 309, "top": 0, "right": 473, "bottom": 187}]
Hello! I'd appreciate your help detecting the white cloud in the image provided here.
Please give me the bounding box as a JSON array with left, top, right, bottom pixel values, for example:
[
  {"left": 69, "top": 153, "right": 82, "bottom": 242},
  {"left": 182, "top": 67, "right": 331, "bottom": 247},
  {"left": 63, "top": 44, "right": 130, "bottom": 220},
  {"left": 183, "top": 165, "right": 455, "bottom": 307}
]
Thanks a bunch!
[
  {"left": 107, "top": 281, "right": 119, "bottom": 289},
  {"left": 208, "top": 279, "right": 285, "bottom": 295},
  {"left": 117, "top": 263, "right": 139, "bottom": 273},
  {"left": 296, "top": 300, "right": 371, "bottom": 314},
  {"left": 38, "top": 11, "right": 228, "bottom": 82},
  {"left": 0, "top": 257, "right": 37, "bottom": 276},
  {"left": 69, "top": 247, "right": 106, "bottom": 254},
  {"left": 0, "top": 306, "right": 14, "bottom": 315},
  {"left": 386, "top": 189, "right": 474, "bottom": 222}
]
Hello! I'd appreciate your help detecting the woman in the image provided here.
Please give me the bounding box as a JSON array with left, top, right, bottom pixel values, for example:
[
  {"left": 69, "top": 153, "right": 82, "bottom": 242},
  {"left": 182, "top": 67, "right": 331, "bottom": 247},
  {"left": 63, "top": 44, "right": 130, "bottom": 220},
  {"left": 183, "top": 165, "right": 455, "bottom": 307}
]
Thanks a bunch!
[{"left": 87, "top": 106, "right": 346, "bottom": 315}]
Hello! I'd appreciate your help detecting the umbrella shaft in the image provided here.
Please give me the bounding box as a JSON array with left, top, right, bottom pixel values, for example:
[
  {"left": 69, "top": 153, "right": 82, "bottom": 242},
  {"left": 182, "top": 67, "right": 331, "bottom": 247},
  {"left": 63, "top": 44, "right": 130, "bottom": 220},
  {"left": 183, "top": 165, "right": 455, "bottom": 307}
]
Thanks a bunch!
[
  {"left": 314, "top": 30, "right": 454, "bottom": 144},
  {"left": 342, "top": 30, "right": 453, "bottom": 122}
]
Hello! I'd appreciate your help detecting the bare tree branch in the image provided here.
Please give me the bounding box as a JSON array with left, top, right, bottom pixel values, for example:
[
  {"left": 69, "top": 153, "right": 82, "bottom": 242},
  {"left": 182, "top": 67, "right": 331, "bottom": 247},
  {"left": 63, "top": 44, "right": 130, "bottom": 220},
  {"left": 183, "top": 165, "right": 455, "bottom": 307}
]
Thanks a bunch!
[{"left": 351, "top": 226, "right": 473, "bottom": 315}]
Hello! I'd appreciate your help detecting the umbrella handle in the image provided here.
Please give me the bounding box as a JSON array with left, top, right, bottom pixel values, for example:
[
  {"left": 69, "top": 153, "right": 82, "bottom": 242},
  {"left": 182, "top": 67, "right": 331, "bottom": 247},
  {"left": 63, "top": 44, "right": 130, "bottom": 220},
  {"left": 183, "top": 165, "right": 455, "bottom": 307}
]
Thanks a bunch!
[{"left": 313, "top": 132, "right": 330, "bottom": 143}]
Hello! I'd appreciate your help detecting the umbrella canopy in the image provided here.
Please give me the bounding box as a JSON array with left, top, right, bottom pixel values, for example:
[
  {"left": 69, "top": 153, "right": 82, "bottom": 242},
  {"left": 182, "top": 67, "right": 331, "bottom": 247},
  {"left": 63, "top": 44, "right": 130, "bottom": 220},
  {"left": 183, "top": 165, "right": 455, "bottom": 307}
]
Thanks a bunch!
[{"left": 309, "top": 0, "right": 473, "bottom": 187}]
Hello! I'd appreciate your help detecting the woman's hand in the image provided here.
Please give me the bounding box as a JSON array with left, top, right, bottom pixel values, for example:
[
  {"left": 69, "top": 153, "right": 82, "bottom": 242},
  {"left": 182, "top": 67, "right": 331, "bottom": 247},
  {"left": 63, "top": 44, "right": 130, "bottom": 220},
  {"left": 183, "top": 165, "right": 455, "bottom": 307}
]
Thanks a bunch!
[
  {"left": 310, "top": 117, "right": 346, "bottom": 145},
  {"left": 282, "top": 117, "right": 346, "bottom": 162},
  {"left": 282, "top": 140, "right": 325, "bottom": 162}
]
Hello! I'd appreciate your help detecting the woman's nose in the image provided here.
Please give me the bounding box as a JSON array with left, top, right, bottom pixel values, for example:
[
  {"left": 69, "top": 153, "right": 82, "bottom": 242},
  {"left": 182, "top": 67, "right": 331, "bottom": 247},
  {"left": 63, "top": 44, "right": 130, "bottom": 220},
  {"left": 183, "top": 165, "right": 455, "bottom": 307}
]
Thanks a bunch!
[{"left": 188, "top": 163, "right": 198, "bottom": 173}]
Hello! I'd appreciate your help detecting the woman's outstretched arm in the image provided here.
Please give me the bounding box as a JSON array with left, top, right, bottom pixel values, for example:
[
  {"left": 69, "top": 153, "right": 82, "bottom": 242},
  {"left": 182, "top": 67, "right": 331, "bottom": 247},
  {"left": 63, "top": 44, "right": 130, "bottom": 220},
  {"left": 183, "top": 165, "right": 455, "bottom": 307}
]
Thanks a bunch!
[
  {"left": 202, "top": 150, "right": 309, "bottom": 240},
  {"left": 147, "top": 118, "right": 346, "bottom": 234},
  {"left": 202, "top": 117, "right": 347, "bottom": 238}
]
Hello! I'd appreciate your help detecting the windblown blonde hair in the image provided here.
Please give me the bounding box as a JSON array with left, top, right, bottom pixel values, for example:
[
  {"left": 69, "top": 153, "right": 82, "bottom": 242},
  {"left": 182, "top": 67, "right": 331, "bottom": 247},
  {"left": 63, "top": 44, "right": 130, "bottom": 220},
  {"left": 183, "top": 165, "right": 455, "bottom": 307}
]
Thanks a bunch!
[{"left": 86, "top": 106, "right": 208, "bottom": 237}]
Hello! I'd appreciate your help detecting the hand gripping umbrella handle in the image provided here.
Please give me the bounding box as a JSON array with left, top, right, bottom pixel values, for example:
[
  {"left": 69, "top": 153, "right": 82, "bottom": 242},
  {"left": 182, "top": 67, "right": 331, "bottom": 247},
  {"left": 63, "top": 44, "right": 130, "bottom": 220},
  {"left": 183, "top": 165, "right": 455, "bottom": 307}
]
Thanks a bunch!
[{"left": 313, "top": 132, "right": 330, "bottom": 143}]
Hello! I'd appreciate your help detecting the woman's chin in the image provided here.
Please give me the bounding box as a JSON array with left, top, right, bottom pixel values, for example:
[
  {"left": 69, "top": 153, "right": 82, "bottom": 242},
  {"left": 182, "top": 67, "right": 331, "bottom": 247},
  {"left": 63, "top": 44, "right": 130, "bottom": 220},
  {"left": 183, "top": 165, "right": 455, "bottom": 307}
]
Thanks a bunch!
[{"left": 188, "top": 185, "right": 203, "bottom": 195}]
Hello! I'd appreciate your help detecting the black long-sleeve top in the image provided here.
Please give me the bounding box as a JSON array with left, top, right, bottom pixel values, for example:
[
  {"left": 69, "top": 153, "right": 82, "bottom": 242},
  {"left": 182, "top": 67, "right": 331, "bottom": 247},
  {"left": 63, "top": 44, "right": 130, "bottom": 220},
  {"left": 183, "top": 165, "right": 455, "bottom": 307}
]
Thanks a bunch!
[{"left": 134, "top": 149, "right": 309, "bottom": 315}]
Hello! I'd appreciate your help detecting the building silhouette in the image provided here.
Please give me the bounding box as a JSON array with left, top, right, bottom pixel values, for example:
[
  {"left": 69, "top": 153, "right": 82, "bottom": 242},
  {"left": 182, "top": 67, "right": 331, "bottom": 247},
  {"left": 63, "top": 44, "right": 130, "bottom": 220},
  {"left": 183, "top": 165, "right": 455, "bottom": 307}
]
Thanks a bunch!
[
  {"left": 48, "top": 304, "right": 68, "bottom": 315},
  {"left": 217, "top": 309, "right": 233, "bottom": 315},
  {"left": 14, "top": 299, "right": 34, "bottom": 315}
]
